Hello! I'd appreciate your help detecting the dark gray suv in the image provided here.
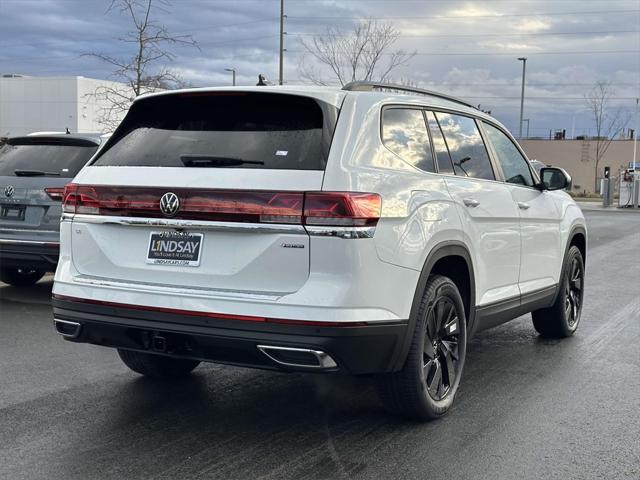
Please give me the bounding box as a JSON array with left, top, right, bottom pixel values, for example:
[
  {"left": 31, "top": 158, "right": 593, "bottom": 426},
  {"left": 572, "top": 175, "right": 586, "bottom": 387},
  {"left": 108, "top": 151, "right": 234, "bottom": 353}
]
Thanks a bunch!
[{"left": 0, "top": 133, "right": 103, "bottom": 286}]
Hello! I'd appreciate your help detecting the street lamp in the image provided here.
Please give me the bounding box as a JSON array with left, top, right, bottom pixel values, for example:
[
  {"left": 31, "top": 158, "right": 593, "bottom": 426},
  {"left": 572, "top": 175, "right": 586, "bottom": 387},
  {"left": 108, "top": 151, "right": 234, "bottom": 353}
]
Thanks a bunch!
[
  {"left": 224, "top": 68, "right": 236, "bottom": 86},
  {"left": 518, "top": 57, "right": 527, "bottom": 139}
]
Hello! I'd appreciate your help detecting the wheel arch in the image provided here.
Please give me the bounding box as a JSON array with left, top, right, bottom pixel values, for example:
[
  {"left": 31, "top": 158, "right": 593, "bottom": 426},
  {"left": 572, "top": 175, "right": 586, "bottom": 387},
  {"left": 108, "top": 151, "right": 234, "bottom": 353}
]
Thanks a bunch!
[
  {"left": 569, "top": 225, "right": 587, "bottom": 265},
  {"left": 390, "top": 241, "right": 476, "bottom": 371},
  {"left": 550, "top": 224, "right": 587, "bottom": 306}
]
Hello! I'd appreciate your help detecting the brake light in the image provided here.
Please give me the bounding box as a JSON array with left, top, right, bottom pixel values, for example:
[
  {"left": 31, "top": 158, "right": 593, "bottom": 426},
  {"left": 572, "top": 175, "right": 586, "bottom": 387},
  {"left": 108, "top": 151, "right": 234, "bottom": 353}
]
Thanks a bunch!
[
  {"left": 303, "top": 192, "right": 381, "bottom": 226},
  {"left": 62, "top": 183, "right": 78, "bottom": 213},
  {"left": 45, "top": 186, "right": 65, "bottom": 202},
  {"left": 63, "top": 183, "right": 103, "bottom": 214},
  {"left": 61, "top": 186, "right": 382, "bottom": 229}
]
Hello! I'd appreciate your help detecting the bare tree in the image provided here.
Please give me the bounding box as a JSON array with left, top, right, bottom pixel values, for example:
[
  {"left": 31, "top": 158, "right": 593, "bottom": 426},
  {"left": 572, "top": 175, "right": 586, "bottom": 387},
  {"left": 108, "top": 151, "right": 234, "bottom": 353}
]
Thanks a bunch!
[
  {"left": 298, "top": 19, "right": 415, "bottom": 86},
  {"left": 84, "top": 0, "right": 198, "bottom": 130},
  {"left": 584, "top": 81, "right": 630, "bottom": 191}
]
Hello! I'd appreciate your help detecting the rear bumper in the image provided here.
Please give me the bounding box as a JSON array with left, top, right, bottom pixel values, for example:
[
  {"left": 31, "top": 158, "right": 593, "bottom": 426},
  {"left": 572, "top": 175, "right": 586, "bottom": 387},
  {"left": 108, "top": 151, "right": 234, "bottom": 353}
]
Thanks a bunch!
[
  {"left": 0, "top": 239, "right": 59, "bottom": 270},
  {"left": 52, "top": 296, "right": 409, "bottom": 375}
]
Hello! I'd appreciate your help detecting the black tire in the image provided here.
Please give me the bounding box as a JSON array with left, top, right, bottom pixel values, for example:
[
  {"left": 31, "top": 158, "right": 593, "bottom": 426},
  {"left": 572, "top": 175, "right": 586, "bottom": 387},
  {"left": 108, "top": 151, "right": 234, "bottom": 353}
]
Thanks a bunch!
[
  {"left": 117, "top": 349, "right": 200, "bottom": 379},
  {"left": 377, "top": 274, "right": 467, "bottom": 421},
  {"left": 0, "top": 267, "right": 45, "bottom": 286},
  {"left": 532, "top": 245, "right": 585, "bottom": 338}
]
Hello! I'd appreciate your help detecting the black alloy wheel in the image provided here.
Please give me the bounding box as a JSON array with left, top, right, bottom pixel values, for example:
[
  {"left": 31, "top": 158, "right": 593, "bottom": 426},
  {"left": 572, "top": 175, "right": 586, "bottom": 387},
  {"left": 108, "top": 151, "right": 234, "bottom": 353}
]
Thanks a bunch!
[
  {"left": 565, "top": 255, "right": 583, "bottom": 327},
  {"left": 423, "top": 297, "right": 461, "bottom": 401},
  {"left": 532, "top": 245, "right": 585, "bottom": 338},
  {"left": 378, "top": 274, "right": 467, "bottom": 420}
]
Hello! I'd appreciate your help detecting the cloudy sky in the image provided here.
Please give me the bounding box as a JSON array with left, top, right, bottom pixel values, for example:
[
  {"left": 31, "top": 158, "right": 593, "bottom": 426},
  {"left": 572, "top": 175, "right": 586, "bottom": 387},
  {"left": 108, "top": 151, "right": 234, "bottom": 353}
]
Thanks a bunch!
[{"left": 1, "top": 0, "right": 639, "bottom": 137}]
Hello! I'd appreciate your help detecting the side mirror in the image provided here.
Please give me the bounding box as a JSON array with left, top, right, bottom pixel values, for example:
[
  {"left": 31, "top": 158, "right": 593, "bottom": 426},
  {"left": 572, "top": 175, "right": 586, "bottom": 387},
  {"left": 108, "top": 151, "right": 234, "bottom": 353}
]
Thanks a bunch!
[{"left": 539, "top": 167, "right": 572, "bottom": 191}]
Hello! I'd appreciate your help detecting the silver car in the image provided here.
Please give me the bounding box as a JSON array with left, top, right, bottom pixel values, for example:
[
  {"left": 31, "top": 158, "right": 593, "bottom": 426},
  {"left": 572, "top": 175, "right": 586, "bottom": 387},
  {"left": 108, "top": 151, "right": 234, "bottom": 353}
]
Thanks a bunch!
[{"left": 0, "top": 133, "right": 103, "bottom": 286}]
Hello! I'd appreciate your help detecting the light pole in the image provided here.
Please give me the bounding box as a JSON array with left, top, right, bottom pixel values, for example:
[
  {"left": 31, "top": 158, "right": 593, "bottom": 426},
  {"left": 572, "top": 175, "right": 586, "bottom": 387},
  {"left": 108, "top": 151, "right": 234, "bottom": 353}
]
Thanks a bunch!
[
  {"left": 279, "top": 0, "right": 285, "bottom": 85},
  {"left": 523, "top": 118, "right": 530, "bottom": 138},
  {"left": 518, "top": 57, "right": 527, "bottom": 139},
  {"left": 633, "top": 97, "right": 639, "bottom": 167},
  {"left": 224, "top": 68, "right": 236, "bottom": 86}
]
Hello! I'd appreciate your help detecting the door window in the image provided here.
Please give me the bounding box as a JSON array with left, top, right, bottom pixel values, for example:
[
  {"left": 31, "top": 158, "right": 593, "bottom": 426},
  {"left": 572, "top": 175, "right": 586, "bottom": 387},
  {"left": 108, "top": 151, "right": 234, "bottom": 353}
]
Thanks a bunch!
[
  {"left": 425, "top": 111, "right": 454, "bottom": 174},
  {"left": 483, "top": 122, "right": 535, "bottom": 186},
  {"left": 435, "top": 112, "right": 495, "bottom": 180},
  {"left": 382, "top": 108, "right": 435, "bottom": 172}
]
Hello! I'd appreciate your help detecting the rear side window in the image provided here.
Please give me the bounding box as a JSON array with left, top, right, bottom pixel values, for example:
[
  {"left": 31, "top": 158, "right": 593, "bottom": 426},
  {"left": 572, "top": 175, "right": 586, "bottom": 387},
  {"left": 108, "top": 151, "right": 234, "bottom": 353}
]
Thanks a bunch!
[
  {"left": 482, "top": 122, "right": 534, "bottom": 186},
  {"left": 425, "top": 111, "right": 454, "bottom": 174},
  {"left": 435, "top": 113, "right": 495, "bottom": 180},
  {"left": 0, "top": 140, "right": 98, "bottom": 177},
  {"left": 93, "top": 92, "right": 338, "bottom": 170},
  {"left": 382, "top": 108, "right": 434, "bottom": 172}
]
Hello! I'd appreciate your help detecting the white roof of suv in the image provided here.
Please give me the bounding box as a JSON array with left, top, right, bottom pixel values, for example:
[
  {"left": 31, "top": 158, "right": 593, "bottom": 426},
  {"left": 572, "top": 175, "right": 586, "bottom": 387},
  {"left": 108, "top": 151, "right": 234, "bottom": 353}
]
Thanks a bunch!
[{"left": 134, "top": 82, "right": 492, "bottom": 123}]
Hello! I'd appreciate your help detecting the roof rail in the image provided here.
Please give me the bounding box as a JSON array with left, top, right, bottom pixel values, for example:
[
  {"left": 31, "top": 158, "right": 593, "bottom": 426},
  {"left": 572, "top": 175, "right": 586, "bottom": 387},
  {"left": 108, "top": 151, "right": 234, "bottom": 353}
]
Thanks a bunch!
[{"left": 342, "top": 81, "right": 478, "bottom": 110}]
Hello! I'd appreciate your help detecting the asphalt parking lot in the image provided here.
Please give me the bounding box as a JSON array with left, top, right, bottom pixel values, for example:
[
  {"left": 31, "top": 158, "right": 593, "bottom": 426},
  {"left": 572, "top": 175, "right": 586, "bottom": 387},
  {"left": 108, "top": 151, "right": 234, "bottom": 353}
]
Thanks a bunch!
[{"left": 1, "top": 210, "right": 638, "bottom": 480}]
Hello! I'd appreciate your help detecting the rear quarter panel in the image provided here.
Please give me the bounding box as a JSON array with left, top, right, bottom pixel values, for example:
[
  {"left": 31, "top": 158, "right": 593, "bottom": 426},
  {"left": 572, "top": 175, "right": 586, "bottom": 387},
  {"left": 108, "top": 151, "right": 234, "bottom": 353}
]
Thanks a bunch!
[{"left": 322, "top": 94, "right": 467, "bottom": 274}]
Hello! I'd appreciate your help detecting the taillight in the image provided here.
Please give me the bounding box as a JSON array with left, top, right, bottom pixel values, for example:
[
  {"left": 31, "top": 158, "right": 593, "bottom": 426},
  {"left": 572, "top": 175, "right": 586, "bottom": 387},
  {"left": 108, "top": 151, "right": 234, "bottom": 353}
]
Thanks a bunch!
[
  {"left": 61, "top": 186, "right": 382, "bottom": 232},
  {"left": 45, "top": 187, "right": 65, "bottom": 202},
  {"left": 62, "top": 183, "right": 78, "bottom": 213},
  {"left": 303, "top": 192, "right": 381, "bottom": 226},
  {"left": 182, "top": 191, "right": 304, "bottom": 224}
]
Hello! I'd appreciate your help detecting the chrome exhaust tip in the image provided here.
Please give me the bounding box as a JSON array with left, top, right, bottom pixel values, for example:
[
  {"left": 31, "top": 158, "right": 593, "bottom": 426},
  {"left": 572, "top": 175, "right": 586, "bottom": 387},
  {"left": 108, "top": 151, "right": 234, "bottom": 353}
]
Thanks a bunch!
[
  {"left": 257, "top": 345, "right": 338, "bottom": 369},
  {"left": 54, "top": 318, "right": 81, "bottom": 339}
]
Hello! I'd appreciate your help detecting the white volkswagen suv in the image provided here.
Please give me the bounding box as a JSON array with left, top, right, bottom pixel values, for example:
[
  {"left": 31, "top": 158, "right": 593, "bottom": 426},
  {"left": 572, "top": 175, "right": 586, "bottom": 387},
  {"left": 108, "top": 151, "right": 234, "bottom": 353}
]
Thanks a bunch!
[{"left": 53, "top": 82, "right": 586, "bottom": 420}]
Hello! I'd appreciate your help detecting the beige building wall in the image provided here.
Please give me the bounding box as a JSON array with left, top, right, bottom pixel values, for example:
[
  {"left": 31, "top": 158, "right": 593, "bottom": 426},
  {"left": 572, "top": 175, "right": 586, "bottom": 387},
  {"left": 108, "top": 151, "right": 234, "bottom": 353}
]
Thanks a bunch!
[{"left": 520, "top": 139, "right": 636, "bottom": 194}]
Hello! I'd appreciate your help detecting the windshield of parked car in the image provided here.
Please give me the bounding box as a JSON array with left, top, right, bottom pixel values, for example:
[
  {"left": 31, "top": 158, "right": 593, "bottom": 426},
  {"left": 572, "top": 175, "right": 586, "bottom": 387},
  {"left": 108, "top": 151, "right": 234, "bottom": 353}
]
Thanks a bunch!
[
  {"left": 93, "top": 92, "right": 339, "bottom": 170},
  {"left": 0, "top": 138, "right": 98, "bottom": 178}
]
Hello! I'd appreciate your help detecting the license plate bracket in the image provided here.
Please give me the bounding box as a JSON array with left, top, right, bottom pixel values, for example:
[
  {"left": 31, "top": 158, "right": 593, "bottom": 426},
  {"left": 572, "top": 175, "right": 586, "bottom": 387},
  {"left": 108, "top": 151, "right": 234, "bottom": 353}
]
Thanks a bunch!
[
  {"left": 146, "top": 231, "right": 203, "bottom": 267},
  {"left": 0, "top": 205, "right": 26, "bottom": 221}
]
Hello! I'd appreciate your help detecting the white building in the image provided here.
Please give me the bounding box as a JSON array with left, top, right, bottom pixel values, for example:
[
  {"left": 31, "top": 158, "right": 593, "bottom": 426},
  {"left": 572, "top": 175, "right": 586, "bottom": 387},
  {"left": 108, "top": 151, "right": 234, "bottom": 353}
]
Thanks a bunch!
[{"left": 0, "top": 75, "right": 132, "bottom": 137}]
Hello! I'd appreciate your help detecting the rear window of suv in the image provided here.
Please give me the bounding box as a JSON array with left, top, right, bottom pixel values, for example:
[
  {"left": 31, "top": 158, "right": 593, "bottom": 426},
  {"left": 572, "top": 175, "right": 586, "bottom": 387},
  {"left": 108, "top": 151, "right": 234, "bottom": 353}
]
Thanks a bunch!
[
  {"left": 93, "top": 92, "right": 339, "bottom": 170},
  {"left": 0, "top": 138, "right": 98, "bottom": 178}
]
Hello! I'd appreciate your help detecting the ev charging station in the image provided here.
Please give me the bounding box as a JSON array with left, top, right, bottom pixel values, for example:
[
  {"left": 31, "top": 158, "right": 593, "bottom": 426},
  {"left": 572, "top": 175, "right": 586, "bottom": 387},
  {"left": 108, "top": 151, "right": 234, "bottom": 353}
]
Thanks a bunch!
[
  {"left": 601, "top": 167, "right": 614, "bottom": 207},
  {"left": 618, "top": 165, "right": 640, "bottom": 209}
]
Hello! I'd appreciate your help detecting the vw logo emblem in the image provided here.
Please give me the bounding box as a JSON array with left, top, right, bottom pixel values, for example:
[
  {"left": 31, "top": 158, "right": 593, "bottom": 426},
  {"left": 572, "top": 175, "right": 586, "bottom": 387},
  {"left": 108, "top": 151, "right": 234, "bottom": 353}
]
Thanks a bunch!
[
  {"left": 159, "top": 192, "right": 180, "bottom": 217},
  {"left": 4, "top": 185, "right": 14, "bottom": 198}
]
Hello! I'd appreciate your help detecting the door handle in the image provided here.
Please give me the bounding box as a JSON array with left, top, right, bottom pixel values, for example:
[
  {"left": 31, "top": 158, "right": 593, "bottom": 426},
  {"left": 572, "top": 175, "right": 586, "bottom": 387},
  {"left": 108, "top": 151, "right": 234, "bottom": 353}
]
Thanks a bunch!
[
  {"left": 517, "top": 202, "right": 530, "bottom": 210},
  {"left": 463, "top": 198, "right": 480, "bottom": 208}
]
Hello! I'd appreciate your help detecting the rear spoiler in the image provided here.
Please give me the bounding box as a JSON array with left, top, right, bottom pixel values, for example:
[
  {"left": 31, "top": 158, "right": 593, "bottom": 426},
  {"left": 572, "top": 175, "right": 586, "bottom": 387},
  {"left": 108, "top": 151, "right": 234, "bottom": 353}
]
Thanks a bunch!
[{"left": 7, "top": 136, "right": 100, "bottom": 147}]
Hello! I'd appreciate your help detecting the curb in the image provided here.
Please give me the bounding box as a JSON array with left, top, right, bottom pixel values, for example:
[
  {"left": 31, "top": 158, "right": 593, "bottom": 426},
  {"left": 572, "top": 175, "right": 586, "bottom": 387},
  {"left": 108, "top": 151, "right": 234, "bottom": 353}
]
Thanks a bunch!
[{"left": 576, "top": 202, "right": 640, "bottom": 213}]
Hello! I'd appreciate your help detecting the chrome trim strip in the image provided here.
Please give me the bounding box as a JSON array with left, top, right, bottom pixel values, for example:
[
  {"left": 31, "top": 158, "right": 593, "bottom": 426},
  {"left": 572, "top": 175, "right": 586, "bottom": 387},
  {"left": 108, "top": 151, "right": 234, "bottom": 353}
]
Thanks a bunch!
[
  {"left": 53, "top": 318, "right": 81, "bottom": 339},
  {"left": 0, "top": 238, "right": 59, "bottom": 246},
  {"left": 305, "top": 225, "right": 376, "bottom": 239},
  {"left": 72, "top": 274, "right": 284, "bottom": 301},
  {"left": 0, "top": 227, "right": 58, "bottom": 234},
  {"left": 71, "top": 214, "right": 307, "bottom": 234},
  {"left": 257, "top": 345, "right": 338, "bottom": 369}
]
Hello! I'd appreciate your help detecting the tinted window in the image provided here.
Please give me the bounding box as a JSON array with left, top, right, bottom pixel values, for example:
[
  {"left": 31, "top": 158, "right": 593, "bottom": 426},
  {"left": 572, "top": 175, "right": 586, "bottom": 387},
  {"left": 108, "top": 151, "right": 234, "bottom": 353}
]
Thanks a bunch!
[
  {"left": 0, "top": 140, "right": 98, "bottom": 177},
  {"left": 435, "top": 113, "right": 495, "bottom": 180},
  {"left": 382, "top": 108, "right": 434, "bottom": 172},
  {"left": 94, "top": 93, "right": 337, "bottom": 170},
  {"left": 425, "top": 111, "right": 454, "bottom": 174},
  {"left": 483, "top": 122, "right": 534, "bottom": 186}
]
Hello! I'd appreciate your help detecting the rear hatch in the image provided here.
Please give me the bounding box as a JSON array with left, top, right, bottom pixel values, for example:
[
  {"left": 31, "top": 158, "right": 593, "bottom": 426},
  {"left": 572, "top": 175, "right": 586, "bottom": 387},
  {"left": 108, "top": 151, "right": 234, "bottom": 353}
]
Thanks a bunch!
[
  {"left": 68, "top": 91, "right": 342, "bottom": 295},
  {"left": 0, "top": 137, "right": 98, "bottom": 241}
]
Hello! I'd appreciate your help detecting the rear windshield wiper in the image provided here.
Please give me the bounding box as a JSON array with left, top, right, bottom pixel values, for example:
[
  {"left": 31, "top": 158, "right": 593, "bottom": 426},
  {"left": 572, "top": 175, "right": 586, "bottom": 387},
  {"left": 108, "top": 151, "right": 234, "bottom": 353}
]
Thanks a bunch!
[
  {"left": 180, "top": 155, "right": 264, "bottom": 168},
  {"left": 14, "top": 169, "right": 61, "bottom": 176}
]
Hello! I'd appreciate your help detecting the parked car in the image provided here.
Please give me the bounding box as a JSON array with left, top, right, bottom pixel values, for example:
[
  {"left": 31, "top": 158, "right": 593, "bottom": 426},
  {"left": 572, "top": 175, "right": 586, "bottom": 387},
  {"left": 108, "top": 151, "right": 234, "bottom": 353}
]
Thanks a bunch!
[
  {"left": 529, "top": 159, "right": 547, "bottom": 174},
  {"left": 52, "top": 83, "right": 586, "bottom": 420},
  {"left": 0, "top": 133, "right": 104, "bottom": 286}
]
